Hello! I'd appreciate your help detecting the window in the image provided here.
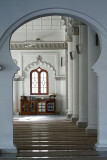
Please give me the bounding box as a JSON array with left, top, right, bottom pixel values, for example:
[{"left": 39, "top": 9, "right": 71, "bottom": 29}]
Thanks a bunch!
[{"left": 30, "top": 67, "right": 49, "bottom": 95}]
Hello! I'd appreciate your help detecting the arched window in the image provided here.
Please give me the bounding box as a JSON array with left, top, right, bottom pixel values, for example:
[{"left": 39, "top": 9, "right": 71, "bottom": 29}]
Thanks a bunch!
[{"left": 30, "top": 67, "right": 49, "bottom": 95}]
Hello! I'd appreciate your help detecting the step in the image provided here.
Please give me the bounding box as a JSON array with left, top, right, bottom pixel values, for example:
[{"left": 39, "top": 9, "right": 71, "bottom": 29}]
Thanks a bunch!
[
  {"left": 17, "top": 150, "right": 99, "bottom": 157},
  {"left": 14, "top": 140, "right": 96, "bottom": 145},
  {"left": 0, "top": 157, "right": 107, "bottom": 160},
  {"left": 17, "top": 144, "right": 94, "bottom": 150},
  {"left": 14, "top": 137, "right": 97, "bottom": 141},
  {"left": 12, "top": 116, "right": 103, "bottom": 160}
]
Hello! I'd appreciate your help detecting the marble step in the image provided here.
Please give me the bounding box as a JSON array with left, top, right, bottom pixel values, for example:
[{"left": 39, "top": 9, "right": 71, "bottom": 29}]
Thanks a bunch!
[
  {"left": 12, "top": 116, "right": 102, "bottom": 159},
  {"left": 13, "top": 123, "right": 76, "bottom": 125},
  {"left": 13, "top": 131, "right": 96, "bottom": 135},
  {"left": 1, "top": 157, "right": 107, "bottom": 160},
  {"left": 14, "top": 125, "right": 77, "bottom": 127},
  {"left": 14, "top": 125, "right": 80, "bottom": 127},
  {"left": 17, "top": 150, "right": 99, "bottom": 157},
  {"left": 14, "top": 136, "right": 96, "bottom": 139},
  {"left": 13, "top": 128, "right": 85, "bottom": 131},
  {"left": 14, "top": 129, "right": 84, "bottom": 132},
  {"left": 13, "top": 130, "right": 86, "bottom": 132},
  {"left": 15, "top": 141, "right": 96, "bottom": 145},
  {"left": 14, "top": 133, "right": 88, "bottom": 137},
  {"left": 14, "top": 137, "right": 97, "bottom": 141},
  {"left": 13, "top": 123, "right": 76, "bottom": 126},
  {"left": 17, "top": 144, "right": 94, "bottom": 150}
]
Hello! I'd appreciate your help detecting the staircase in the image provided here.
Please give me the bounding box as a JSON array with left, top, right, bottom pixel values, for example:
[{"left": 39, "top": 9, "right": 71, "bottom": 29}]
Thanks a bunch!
[{"left": 12, "top": 116, "right": 106, "bottom": 159}]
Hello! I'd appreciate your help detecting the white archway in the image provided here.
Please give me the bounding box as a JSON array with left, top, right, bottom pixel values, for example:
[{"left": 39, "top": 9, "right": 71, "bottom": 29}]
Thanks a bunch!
[{"left": 0, "top": 7, "right": 107, "bottom": 154}]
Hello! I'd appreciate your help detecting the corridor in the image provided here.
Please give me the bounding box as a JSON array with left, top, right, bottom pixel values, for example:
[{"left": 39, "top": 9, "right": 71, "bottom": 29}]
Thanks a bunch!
[{"left": 11, "top": 115, "right": 105, "bottom": 159}]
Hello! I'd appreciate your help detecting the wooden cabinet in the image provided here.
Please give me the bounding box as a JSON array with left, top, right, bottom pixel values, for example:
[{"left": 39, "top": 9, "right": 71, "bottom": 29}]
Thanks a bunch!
[
  {"left": 20, "top": 95, "right": 56, "bottom": 115},
  {"left": 37, "top": 100, "right": 56, "bottom": 115},
  {"left": 46, "top": 100, "right": 56, "bottom": 113},
  {"left": 37, "top": 100, "right": 46, "bottom": 114},
  {"left": 21, "top": 100, "right": 36, "bottom": 115}
]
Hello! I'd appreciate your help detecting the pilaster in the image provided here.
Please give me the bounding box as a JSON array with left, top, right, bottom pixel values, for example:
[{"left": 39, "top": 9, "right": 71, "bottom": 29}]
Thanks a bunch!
[
  {"left": 86, "top": 27, "right": 100, "bottom": 135},
  {"left": 13, "top": 79, "right": 18, "bottom": 115},
  {"left": 0, "top": 36, "right": 18, "bottom": 153},
  {"left": 93, "top": 34, "right": 107, "bottom": 151},
  {"left": 77, "top": 25, "right": 88, "bottom": 128},
  {"left": 67, "top": 42, "right": 73, "bottom": 118},
  {"left": 71, "top": 35, "right": 79, "bottom": 122}
]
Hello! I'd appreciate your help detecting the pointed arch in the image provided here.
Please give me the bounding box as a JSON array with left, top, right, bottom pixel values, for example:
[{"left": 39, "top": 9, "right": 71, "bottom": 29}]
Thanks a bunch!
[{"left": 30, "top": 67, "right": 49, "bottom": 95}]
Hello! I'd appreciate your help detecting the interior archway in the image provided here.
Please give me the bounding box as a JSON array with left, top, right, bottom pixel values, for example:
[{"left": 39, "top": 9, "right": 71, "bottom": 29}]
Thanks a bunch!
[
  {"left": 9, "top": 14, "right": 99, "bottom": 115},
  {"left": 1, "top": 6, "right": 107, "bottom": 156},
  {"left": 10, "top": 13, "right": 101, "bottom": 159}
]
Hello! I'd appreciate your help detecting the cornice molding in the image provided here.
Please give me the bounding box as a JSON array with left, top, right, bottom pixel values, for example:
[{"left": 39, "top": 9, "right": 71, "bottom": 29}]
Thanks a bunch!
[
  {"left": 13, "top": 76, "right": 24, "bottom": 81},
  {"left": 10, "top": 42, "right": 68, "bottom": 50},
  {"left": 23, "top": 55, "right": 56, "bottom": 76},
  {"left": 54, "top": 75, "right": 66, "bottom": 80}
]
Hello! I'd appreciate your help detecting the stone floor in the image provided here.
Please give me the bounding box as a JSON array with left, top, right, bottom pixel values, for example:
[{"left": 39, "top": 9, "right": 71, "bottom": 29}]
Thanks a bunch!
[{"left": 0, "top": 115, "right": 107, "bottom": 159}]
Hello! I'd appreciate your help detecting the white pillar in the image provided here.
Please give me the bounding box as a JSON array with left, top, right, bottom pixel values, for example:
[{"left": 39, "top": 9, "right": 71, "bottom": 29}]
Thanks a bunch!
[
  {"left": 0, "top": 36, "right": 18, "bottom": 153},
  {"left": 19, "top": 52, "right": 23, "bottom": 76},
  {"left": 94, "top": 35, "right": 107, "bottom": 152},
  {"left": 72, "top": 35, "right": 79, "bottom": 122},
  {"left": 77, "top": 25, "right": 88, "bottom": 128},
  {"left": 95, "top": 74, "right": 107, "bottom": 152},
  {"left": 67, "top": 42, "right": 73, "bottom": 118},
  {"left": 18, "top": 80, "right": 24, "bottom": 113},
  {"left": 18, "top": 52, "right": 24, "bottom": 113},
  {"left": 13, "top": 80, "right": 18, "bottom": 114},
  {"left": 86, "top": 27, "right": 100, "bottom": 134}
]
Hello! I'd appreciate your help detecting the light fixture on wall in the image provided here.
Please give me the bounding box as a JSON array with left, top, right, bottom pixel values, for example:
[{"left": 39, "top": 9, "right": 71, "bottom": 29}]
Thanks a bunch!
[
  {"left": 95, "top": 33, "right": 99, "bottom": 46},
  {"left": 61, "top": 57, "right": 63, "bottom": 67},
  {"left": 70, "top": 51, "right": 75, "bottom": 60},
  {"left": 76, "top": 44, "right": 81, "bottom": 54},
  {"left": 0, "top": 65, "right": 2, "bottom": 70},
  {"left": 36, "top": 38, "right": 41, "bottom": 41}
]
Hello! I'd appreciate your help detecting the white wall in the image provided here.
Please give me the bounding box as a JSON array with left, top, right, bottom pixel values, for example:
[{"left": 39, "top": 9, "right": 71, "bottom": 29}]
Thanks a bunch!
[
  {"left": 11, "top": 15, "right": 67, "bottom": 114},
  {"left": 11, "top": 50, "right": 66, "bottom": 114},
  {"left": 11, "top": 30, "right": 65, "bottom": 42},
  {"left": 11, "top": 16, "right": 66, "bottom": 42}
]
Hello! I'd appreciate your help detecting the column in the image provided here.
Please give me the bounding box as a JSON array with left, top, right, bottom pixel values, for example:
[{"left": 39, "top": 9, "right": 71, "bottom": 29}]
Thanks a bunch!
[
  {"left": 67, "top": 42, "right": 73, "bottom": 118},
  {"left": 86, "top": 27, "right": 100, "bottom": 134},
  {"left": 18, "top": 80, "right": 24, "bottom": 113},
  {"left": 0, "top": 36, "right": 18, "bottom": 153},
  {"left": 71, "top": 35, "right": 79, "bottom": 122},
  {"left": 77, "top": 25, "right": 88, "bottom": 128},
  {"left": 95, "top": 74, "right": 107, "bottom": 152},
  {"left": 19, "top": 52, "right": 23, "bottom": 76},
  {"left": 94, "top": 34, "right": 107, "bottom": 152},
  {"left": 18, "top": 52, "right": 24, "bottom": 113},
  {"left": 13, "top": 79, "right": 18, "bottom": 114}
]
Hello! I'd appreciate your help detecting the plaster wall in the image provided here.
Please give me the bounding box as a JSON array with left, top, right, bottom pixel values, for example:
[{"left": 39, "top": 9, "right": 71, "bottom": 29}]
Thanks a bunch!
[
  {"left": 12, "top": 30, "right": 65, "bottom": 42},
  {"left": 11, "top": 50, "right": 66, "bottom": 114},
  {"left": 11, "top": 16, "right": 66, "bottom": 42}
]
